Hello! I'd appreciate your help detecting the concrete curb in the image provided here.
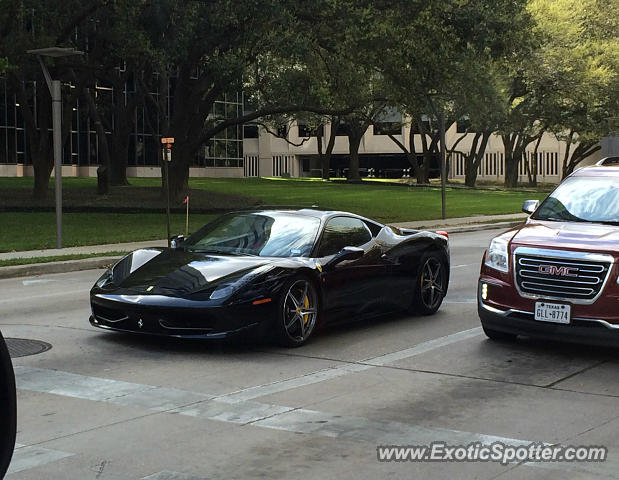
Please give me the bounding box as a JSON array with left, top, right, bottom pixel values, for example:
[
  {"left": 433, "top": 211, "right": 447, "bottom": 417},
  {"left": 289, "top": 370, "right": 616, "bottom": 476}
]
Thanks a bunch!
[
  {"left": 0, "top": 220, "right": 525, "bottom": 280},
  {"left": 0, "top": 256, "right": 122, "bottom": 280},
  {"left": 440, "top": 221, "right": 523, "bottom": 234}
]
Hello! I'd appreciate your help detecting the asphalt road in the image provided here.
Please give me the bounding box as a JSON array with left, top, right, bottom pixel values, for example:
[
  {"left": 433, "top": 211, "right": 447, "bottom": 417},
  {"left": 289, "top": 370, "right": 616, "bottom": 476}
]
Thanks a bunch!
[{"left": 1, "top": 229, "right": 617, "bottom": 480}]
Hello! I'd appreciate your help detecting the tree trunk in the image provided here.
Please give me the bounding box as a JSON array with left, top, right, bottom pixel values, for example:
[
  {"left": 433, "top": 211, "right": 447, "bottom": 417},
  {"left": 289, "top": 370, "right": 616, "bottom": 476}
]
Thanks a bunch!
[
  {"left": 33, "top": 161, "right": 53, "bottom": 200},
  {"left": 529, "top": 134, "right": 543, "bottom": 187},
  {"left": 346, "top": 123, "right": 367, "bottom": 182},
  {"left": 563, "top": 140, "right": 600, "bottom": 178},
  {"left": 110, "top": 134, "right": 130, "bottom": 186},
  {"left": 463, "top": 132, "right": 491, "bottom": 188},
  {"left": 502, "top": 134, "right": 527, "bottom": 188},
  {"left": 12, "top": 74, "right": 54, "bottom": 199},
  {"left": 164, "top": 140, "right": 194, "bottom": 201},
  {"left": 84, "top": 87, "right": 111, "bottom": 194},
  {"left": 347, "top": 133, "right": 362, "bottom": 182},
  {"left": 318, "top": 118, "right": 338, "bottom": 180},
  {"left": 109, "top": 78, "right": 137, "bottom": 186}
]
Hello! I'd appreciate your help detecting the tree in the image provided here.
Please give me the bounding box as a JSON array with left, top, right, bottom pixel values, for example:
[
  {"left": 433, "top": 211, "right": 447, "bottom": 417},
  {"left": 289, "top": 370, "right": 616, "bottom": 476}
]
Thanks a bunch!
[
  {"left": 380, "top": 0, "right": 534, "bottom": 186},
  {"left": 528, "top": 0, "right": 618, "bottom": 177},
  {"left": 0, "top": 0, "right": 111, "bottom": 198}
]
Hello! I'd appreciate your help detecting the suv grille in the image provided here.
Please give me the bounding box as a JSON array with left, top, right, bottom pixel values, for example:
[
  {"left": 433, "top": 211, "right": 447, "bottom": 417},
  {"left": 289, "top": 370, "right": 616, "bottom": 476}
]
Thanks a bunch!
[{"left": 515, "top": 254, "right": 611, "bottom": 301}]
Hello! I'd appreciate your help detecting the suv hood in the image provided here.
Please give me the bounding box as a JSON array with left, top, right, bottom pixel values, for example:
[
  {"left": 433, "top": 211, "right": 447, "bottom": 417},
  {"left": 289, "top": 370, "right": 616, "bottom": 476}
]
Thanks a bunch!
[{"left": 508, "top": 219, "right": 619, "bottom": 257}]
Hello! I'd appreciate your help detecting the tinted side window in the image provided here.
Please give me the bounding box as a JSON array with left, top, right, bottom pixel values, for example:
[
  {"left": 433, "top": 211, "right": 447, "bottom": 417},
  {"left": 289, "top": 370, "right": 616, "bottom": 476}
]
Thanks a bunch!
[{"left": 317, "top": 217, "right": 372, "bottom": 257}]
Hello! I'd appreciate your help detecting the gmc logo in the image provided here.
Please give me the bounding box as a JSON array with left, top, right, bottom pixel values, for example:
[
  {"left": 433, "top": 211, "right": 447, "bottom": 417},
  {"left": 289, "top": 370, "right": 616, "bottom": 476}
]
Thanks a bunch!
[{"left": 538, "top": 265, "right": 579, "bottom": 277}]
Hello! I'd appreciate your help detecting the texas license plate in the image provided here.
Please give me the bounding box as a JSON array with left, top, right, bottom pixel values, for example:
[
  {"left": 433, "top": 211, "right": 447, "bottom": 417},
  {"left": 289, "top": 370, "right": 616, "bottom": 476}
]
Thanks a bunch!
[{"left": 535, "top": 302, "right": 571, "bottom": 324}]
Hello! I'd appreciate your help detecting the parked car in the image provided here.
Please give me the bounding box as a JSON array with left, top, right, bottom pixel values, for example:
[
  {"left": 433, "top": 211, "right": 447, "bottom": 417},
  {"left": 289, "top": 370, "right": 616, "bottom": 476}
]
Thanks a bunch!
[
  {"left": 478, "top": 158, "right": 619, "bottom": 346},
  {"left": 0, "top": 330, "right": 16, "bottom": 478},
  {"left": 90, "top": 209, "right": 450, "bottom": 346}
]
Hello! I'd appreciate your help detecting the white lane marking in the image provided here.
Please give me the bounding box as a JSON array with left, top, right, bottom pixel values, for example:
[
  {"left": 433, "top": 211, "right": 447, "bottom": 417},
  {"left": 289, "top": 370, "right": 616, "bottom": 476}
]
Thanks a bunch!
[
  {"left": 362, "top": 327, "right": 482, "bottom": 367},
  {"left": 450, "top": 264, "right": 476, "bottom": 269},
  {"left": 16, "top": 366, "right": 614, "bottom": 477},
  {"left": 15, "top": 366, "right": 212, "bottom": 408},
  {"left": 254, "top": 408, "right": 531, "bottom": 445},
  {"left": 22, "top": 279, "right": 57, "bottom": 286},
  {"left": 15, "top": 366, "right": 285, "bottom": 425},
  {"left": 141, "top": 471, "right": 208, "bottom": 480},
  {"left": 216, "top": 363, "right": 371, "bottom": 404},
  {"left": 172, "top": 398, "right": 294, "bottom": 424},
  {"left": 218, "top": 327, "right": 483, "bottom": 403},
  {"left": 8, "top": 443, "right": 73, "bottom": 475},
  {"left": 14, "top": 368, "right": 541, "bottom": 461}
]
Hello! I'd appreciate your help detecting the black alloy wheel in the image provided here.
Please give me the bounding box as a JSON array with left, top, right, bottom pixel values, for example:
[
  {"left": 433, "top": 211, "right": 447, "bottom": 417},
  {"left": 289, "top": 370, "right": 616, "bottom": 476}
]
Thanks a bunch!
[
  {"left": 413, "top": 253, "right": 447, "bottom": 315},
  {"left": 276, "top": 277, "right": 319, "bottom": 347}
]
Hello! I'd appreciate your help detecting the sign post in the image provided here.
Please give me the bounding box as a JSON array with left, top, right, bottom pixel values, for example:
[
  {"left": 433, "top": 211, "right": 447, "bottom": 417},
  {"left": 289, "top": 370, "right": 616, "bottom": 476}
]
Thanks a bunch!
[{"left": 161, "top": 138, "right": 174, "bottom": 247}]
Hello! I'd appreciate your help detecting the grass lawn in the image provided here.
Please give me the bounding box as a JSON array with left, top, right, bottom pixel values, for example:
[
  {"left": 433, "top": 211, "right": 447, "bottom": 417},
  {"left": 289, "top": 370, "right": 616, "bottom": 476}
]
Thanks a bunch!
[
  {"left": 0, "top": 212, "right": 214, "bottom": 252},
  {"left": 0, "top": 251, "right": 129, "bottom": 267},
  {"left": 180, "top": 177, "right": 545, "bottom": 223},
  {"left": 1, "top": 176, "right": 546, "bottom": 252}
]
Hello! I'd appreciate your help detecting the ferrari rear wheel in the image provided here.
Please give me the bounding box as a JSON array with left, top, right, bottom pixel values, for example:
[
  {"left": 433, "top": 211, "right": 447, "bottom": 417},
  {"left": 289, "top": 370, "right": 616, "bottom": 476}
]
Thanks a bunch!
[
  {"left": 412, "top": 252, "right": 447, "bottom": 315},
  {"left": 276, "top": 277, "right": 319, "bottom": 347}
]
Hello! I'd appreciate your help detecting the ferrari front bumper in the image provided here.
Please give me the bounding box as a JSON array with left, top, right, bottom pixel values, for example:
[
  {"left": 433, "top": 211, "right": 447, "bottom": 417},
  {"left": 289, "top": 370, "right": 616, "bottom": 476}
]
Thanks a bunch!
[{"left": 90, "top": 293, "right": 274, "bottom": 339}]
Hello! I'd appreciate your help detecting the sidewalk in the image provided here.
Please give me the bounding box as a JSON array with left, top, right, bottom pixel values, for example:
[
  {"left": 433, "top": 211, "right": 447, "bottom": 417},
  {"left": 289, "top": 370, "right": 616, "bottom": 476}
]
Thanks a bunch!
[{"left": 0, "top": 213, "right": 527, "bottom": 279}]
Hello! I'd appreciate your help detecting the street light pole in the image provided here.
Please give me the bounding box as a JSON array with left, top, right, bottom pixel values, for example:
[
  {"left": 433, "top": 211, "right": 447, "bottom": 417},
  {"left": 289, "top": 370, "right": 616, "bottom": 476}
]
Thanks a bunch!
[
  {"left": 27, "top": 47, "right": 83, "bottom": 249},
  {"left": 51, "top": 79, "right": 63, "bottom": 248},
  {"left": 439, "top": 111, "right": 447, "bottom": 220}
]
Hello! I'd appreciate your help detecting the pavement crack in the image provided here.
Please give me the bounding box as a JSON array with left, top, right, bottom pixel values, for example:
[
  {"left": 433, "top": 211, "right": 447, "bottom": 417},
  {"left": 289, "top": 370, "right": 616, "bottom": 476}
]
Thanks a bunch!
[{"left": 543, "top": 359, "right": 608, "bottom": 388}]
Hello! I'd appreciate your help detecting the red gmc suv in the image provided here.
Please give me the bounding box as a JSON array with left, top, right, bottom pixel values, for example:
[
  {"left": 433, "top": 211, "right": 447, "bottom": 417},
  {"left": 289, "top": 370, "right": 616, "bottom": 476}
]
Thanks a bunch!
[{"left": 478, "top": 157, "right": 619, "bottom": 346}]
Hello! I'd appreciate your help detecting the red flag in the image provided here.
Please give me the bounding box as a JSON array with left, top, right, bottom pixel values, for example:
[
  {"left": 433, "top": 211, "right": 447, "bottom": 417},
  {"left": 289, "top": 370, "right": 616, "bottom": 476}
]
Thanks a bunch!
[{"left": 183, "top": 195, "right": 189, "bottom": 204}]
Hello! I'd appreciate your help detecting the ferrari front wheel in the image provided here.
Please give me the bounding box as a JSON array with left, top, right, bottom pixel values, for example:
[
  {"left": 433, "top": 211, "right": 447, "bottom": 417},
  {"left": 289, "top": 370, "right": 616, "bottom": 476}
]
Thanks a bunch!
[
  {"left": 276, "top": 277, "right": 319, "bottom": 347},
  {"left": 412, "top": 252, "right": 447, "bottom": 315}
]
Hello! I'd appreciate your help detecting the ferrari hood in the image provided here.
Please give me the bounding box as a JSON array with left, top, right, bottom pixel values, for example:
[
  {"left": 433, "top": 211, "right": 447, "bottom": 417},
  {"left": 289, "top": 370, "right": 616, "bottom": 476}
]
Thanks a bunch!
[
  {"left": 111, "top": 249, "right": 273, "bottom": 295},
  {"left": 509, "top": 219, "right": 619, "bottom": 257}
]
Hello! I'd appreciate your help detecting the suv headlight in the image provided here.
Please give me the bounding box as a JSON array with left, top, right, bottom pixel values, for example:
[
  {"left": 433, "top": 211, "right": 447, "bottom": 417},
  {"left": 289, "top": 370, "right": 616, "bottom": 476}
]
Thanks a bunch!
[{"left": 485, "top": 237, "right": 509, "bottom": 273}]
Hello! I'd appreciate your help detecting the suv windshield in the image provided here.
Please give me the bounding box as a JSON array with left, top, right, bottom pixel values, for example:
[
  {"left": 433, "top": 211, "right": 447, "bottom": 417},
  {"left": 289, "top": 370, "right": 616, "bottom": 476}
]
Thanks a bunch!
[
  {"left": 532, "top": 176, "right": 619, "bottom": 224},
  {"left": 184, "top": 212, "right": 321, "bottom": 257}
]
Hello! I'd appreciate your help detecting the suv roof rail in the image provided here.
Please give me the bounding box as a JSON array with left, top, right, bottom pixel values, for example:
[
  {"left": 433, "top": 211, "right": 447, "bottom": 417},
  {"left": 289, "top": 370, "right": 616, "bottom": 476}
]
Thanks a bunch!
[{"left": 596, "top": 156, "right": 619, "bottom": 166}]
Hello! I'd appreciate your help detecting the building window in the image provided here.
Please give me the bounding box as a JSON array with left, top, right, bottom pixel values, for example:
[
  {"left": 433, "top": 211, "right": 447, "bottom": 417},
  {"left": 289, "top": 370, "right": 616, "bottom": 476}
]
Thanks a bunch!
[
  {"left": 373, "top": 106, "right": 402, "bottom": 136},
  {"left": 456, "top": 117, "right": 471, "bottom": 133},
  {"left": 412, "top": 115, "right": 432, "bottom": 134},
  {"left": 276, "top": 125, "right": 288, "bottom": 138},
  {"left": 298, "top": 123, "right": 323, "bottom": 138},
  {"left": 244, "top": 124, "right": 259, "bottom": 138}
]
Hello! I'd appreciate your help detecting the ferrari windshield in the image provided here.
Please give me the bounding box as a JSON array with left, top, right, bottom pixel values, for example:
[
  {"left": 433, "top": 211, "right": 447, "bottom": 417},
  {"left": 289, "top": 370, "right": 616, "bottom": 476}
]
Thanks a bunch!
[
  {"left": 184, "top": 212, "right": 321, "bottom": 257},
  {"left": 532, "top": 176, "right": 619, "bottom": 224}
]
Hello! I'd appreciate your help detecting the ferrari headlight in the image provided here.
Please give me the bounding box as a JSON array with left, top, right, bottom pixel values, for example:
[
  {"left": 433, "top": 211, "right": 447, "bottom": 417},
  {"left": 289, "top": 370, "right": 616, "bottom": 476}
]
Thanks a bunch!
[
  {"left": 485, "top": 237, "right": 509, "bottom": 273},
  {"left": 95, "top": 269, "right": 113, "bottom": 288},
  {"left": 209, "top": 285, "right": 235, "bottom": 300},
  {"left": 207, "top": 264, "right": 276, "bottom": 300}
]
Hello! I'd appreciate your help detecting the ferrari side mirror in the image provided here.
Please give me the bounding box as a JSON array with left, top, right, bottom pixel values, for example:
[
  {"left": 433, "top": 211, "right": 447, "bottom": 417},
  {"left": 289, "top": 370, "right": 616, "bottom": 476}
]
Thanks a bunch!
[
  {"left": 325, "top": 246, "right": 364, "bottom": 269},
  {"left": 522, "top": 200, "right": 540, "bottom": 215},
  {"left": 171, "top": 235, "right": 186, "bottom": 249}
]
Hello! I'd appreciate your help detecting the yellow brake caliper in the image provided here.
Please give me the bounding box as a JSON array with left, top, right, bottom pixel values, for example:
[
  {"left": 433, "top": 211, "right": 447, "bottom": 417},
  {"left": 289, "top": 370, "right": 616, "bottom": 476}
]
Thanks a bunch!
[{"left": 303, "top": 295, "right": 310, "bottom": 324}]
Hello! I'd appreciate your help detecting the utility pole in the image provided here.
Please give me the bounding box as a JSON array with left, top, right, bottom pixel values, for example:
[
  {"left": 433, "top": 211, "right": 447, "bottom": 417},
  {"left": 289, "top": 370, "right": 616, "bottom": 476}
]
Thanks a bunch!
[
  {"left": 439, "top": 112, "right": 447, "bottom": 220},
  {"left": 27, "top": 47, "right": 83, "bottom": 248},
  {"left": 161, "top": 137, "right": 175, "bottom": 247}
]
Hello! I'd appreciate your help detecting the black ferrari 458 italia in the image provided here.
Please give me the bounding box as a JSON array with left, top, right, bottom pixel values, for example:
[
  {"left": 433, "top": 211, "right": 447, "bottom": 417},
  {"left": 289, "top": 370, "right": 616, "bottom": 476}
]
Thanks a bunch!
[{"left": 90, "top": 209, "right": 450, "bottom": 346}]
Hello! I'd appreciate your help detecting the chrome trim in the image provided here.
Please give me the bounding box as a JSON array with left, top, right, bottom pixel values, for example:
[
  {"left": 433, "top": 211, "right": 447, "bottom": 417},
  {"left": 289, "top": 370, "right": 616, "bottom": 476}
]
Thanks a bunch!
[
  {"left": 94, "top": 314, "right": 129, "bottom": 323},
  {"left": 513, "top": 247, "right": 614, "bottom": 305},
  {"left": 479, "top": 301, "right": 619, "bottom": 330},
  {"left": 158, "top": 320, "right": 213, "bottom": 332},
  {"left": 514, "top": 247, "right": 614, "bottom": 264}
]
